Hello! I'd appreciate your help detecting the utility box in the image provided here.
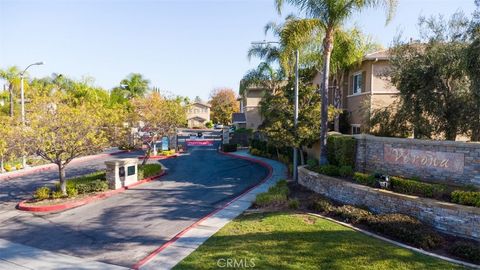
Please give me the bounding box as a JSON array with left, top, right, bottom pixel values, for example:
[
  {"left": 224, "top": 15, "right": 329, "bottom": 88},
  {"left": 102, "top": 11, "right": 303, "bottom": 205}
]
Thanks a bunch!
[{"left": 105, "top": 158, "right": 138, "bottom": 189}]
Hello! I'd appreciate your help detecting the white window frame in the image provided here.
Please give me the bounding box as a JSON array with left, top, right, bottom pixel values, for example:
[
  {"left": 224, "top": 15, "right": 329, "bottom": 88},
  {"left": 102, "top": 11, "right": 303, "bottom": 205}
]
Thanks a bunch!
[
  {"left": 352, "top": 72, "right": 363, "bottom": 95},
  {"left": 351, "top": 124, "right": 361, "bottom": 135}
]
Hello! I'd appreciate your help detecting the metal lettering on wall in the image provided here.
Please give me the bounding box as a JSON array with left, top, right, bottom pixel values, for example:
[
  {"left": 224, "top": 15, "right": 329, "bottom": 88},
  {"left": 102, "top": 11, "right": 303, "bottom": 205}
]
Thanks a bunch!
[{"left": 384, "top": 145, "right": 464, "bottom": 173}]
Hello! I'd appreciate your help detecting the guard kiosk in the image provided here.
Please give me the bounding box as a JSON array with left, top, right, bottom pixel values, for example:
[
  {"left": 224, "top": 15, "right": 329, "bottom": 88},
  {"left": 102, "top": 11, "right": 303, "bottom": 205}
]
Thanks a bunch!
[{"left": 105, "top": 158, "right": 139, "bottom": 189}]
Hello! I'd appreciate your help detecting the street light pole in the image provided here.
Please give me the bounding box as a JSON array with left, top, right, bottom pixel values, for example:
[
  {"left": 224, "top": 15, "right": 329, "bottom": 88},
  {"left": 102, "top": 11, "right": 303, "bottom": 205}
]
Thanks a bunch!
[
  {"left": 20, "top": 61, "right": 44, "bottom": 167},
  {"left": 293, "top": 49, "right": 299, "bottom": 182}
]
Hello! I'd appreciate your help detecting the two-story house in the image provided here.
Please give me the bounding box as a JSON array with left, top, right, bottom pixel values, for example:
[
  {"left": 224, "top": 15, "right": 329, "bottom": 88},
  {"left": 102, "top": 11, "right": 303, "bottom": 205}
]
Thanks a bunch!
[
  {"left": 233, "top": 86, "right": 265, "bottom": 130},
  {"left": 312, "top": 49, "right": 399, "bottom": 134},
  {"left": 187, "top": 102, "right": 211, "bottom": 128}
]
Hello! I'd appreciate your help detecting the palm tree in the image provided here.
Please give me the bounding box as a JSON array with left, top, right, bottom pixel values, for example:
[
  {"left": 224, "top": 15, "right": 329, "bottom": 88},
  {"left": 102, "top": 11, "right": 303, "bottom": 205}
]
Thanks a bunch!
[
  {"left": 240, "top": 62, "right": 285, "bottom": 96},
  {"left": 0, "top": 66, "right": 22, "bottom": 117},
  {"left": 119, "top": 73, "right": 150, "bottom": 99},
  {"left": 275, "top": 0, "right": 397, "bottom": 164}
]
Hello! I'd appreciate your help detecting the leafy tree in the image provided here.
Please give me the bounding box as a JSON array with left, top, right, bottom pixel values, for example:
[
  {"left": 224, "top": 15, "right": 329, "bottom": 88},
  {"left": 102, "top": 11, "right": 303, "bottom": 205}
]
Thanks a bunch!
[
  {"left": 132, "top": 92, "right": 186, "bottom": 164},
  {"left": 0, "top": 66, "right": 22, "bottom": 117},
  {"left": 388, "top": 13, "right": 471, "bottom": 140},
  {"left": 275, "top": 0, "right": 397, "bottom": 164},
  {"left": 466, "top": 36, "right": 480, "bottom": 140},
  {"left": 209, "top": 88, "right": 239, "bottom": 125},
  {"left": 0, "top": 116, "right": 20, "bottom": 172},
  {"left": 28, "top": 96, "right": 109, "bottom": 195},
  {"left": 118, "top": 73, "right": 150, "bottom": 99}
]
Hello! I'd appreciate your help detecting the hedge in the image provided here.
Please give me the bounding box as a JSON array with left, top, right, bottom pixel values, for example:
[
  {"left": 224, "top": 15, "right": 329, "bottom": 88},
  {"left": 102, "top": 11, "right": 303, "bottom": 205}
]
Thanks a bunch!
[
  {"left": 390, "top": 176, "right": 447, "bottom": 199},
  {"left": 222, "top": 143, "right": 237, "bottom": 152},
  {"left": 450, "top": 190, "right": 480, "bottom": 207},
  {"left": 326, "top": 135, "right": 356, "bottom": 167}
]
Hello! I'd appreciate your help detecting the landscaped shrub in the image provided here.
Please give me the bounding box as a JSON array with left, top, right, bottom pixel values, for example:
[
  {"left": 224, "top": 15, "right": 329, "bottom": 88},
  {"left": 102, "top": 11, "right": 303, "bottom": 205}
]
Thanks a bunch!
[
  {"left": 363, "top": 213, "right": 444, "bottom": 250},
  {"left": 15, "top": 164, "right": 22, "bottom": 170},
  {"left": 89, "top": 180, "right": 109, "bottom": 192},
  {"left": 222, "top": 143, "right": 237, "bottom": 152},
  {"left": 338, "top": 166, "right": 354, "bottom": 177},
  {"left": 254, "top": 180, "right": 289, "bottom": 208},
  {"left": 306, "top": 158, "right": 318, "bottom": 167},
  {"left": 326, "top": 135, "right": 356, "bottom": 167},
  {"left": 390, "top": 177, "right": 447, "bottom": 199},
  {"left": 310, "top": 165, "right": 340, "bottom": 176},
  {"left": 448, "top": 241, "right": 480, "bottom": 264},
  {"left": 138, "top": 164, "right": 163, "bottom": 179},
  {"left": 309, "top": 198, "right": 333, "bottom": 213},
  {"left": 450, "top": 190, "right": 480, "bottom": 207},
  {"left": 330, "top": 205, "right": 372, "bottom": 224},
  {"left": 288, "top": 199, "right": 300, "bottom": 209},
  {"left": 34, "top": 186, "right": 51, "bottom": 200},
  {"left": 66, "top": 186, "right": 78, "bottom": 197},
  {"left": 4, "top": 164, "right": 12, "bottom": 172},
  {"left": 75, "top": 183, "right": 89, "bottom": 194},
  {"left": 51, "top": 190, "right": 64, "bottom": 199},
  {"left": 353, "top": 172, "right": 376, "bottom": 187}
]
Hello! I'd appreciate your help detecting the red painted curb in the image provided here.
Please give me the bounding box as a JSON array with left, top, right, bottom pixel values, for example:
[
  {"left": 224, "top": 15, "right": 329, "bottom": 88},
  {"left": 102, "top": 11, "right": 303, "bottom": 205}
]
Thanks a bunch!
[
  {"left": 17, "top": 171, "right": 166, "bottom": 213},
  {"left": 137, "top": 154, "right": 179, "bottom": 160},
  {"left": 132, "top": 151, "right": 279, "bottom": 270},
  {"left": 0, "top": 150, "right": 128, "bottom": 182}
]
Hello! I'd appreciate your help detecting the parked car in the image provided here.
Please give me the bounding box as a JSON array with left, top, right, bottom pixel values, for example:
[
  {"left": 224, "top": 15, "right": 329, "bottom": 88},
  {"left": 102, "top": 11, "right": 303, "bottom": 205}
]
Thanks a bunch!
[{"left": 215, "top": 124, "right": 224, "bottom": 129}]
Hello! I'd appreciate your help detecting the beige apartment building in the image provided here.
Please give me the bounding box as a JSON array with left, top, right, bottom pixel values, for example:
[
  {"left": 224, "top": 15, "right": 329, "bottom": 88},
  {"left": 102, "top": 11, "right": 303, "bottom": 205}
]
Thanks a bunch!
[
  {"left": 234, "top": 86, "right": 265, "bottom": 130},
  {"left": 312, "top": 49, "right": 399, "bottom": 134},
  {"left": 187, "top": 102, "right": 211, "bottom": 128}
]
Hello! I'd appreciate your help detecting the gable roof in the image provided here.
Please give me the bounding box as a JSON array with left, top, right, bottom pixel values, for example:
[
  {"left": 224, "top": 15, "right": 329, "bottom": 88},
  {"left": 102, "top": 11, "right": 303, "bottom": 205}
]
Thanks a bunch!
[
  {"left": 363, "top": 50, "right": 390, "bottom": 61},
  {"left": 191, "top": 102, "right": 211, "bottom": 108},
  {"left": 232, "top": 112, "right": 246, "bottom": 123}
]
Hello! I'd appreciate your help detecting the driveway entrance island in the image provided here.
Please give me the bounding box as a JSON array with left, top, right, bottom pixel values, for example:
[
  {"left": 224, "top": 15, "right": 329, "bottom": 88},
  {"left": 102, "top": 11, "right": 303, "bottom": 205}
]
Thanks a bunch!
[{"left": 0, "top": 143, "right": 268, "bottom": 268}]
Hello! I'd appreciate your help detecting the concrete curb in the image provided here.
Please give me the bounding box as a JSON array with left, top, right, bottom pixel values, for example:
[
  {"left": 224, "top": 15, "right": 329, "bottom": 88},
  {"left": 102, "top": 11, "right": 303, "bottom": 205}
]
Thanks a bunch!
[
  {"left": 306, "top": 212, "right": 480, "bottom": 269},
  {"left": 0, "top": 150, "right": 128, "bottom": 181},
  {"left": 17, "top": 171, "right": 166, "bottom": 213},
  {"left": 138, "top": 154, "right": 180, "bottom": 160},
  {"left": 134, "top": 150, "right": 287, "bottom": 270}
]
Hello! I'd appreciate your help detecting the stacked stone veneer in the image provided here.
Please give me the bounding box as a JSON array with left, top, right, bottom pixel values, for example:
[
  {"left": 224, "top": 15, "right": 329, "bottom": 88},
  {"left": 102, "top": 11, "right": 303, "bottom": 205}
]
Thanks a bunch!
[
  {"left": 354, "top": 134, "right": 480, "bottom": 188},
  {"left": 298, "top": 166, "right": 480, "bottom": 241}
]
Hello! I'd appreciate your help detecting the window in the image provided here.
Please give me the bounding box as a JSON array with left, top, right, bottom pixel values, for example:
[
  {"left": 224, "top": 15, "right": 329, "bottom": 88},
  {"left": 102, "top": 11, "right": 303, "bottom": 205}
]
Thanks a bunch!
[
  {"left": 353, "top": 73, "right": 363, "bottom": 94},
  {"left": 127, "top": 166, "right": 136, "bottom": 176},
  {"left": 352, "top": 125, "right": 361, "bottom": 135}
]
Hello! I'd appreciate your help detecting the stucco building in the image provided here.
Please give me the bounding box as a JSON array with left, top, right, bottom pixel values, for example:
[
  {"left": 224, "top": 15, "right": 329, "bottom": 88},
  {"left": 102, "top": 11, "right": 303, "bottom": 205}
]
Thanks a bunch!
[
  {"left": 187, "top": 102, "right": 211, "bottom": 128},
  {"left": 235, "top": 86, "right": 265, "bottom": 130},
  {"left": 312, "top": 49, "right": 399, "bottom": 134}
]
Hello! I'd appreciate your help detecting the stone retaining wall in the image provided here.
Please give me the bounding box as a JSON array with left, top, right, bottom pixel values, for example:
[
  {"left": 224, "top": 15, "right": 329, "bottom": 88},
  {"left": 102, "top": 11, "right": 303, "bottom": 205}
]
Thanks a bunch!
[
  {"left": 354, "top": 134, "right": 480, "bottom": 187},
  {"left": 298, "top": 166, "right": 480, "bottom": 241}
]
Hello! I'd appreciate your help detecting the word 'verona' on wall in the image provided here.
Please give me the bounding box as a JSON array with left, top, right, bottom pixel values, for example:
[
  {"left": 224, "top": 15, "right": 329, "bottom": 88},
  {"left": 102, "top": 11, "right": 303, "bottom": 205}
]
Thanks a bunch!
[{"left": 384, "top": 145, "right": 464, "bottom": 173}]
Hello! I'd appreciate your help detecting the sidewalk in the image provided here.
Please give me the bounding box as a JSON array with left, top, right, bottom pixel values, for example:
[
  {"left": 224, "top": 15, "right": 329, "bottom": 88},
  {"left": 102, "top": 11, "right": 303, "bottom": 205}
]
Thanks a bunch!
[
  {"left": 0, "top": 239, "right": 128, "bottom": 270},
  {"left": 137, "top": 150, "right": 287, "bottom": 270},
  {"left": 0, "top": 148, "right": 127, "bottom": 181}
]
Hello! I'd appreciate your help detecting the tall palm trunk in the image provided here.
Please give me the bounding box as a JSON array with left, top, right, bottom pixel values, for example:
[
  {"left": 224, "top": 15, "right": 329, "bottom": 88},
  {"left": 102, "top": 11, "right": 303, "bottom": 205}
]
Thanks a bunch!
[{"left": 319, "top": 28, "right": 334, "bottom": 165}]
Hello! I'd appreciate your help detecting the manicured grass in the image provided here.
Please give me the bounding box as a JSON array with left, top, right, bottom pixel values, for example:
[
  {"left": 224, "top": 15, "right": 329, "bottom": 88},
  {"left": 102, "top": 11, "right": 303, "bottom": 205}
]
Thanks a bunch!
[{"left": 175, "top": 212, "right": 465, "bottom": 270}]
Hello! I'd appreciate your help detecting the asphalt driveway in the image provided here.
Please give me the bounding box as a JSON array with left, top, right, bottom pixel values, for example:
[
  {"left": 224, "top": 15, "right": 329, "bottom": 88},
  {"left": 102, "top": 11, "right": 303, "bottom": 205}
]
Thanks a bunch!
[{"left": 0, "top": 145, "right": 268, "bottom": 268}]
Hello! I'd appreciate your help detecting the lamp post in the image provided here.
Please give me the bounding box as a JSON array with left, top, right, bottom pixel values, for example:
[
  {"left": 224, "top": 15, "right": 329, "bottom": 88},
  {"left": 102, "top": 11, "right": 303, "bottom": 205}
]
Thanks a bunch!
[
  {"left": 20, "top": 61, "right": 44, "bottom": 167},
  {"left": 251, "top": 41, "right": 300, "bottom": 181}
]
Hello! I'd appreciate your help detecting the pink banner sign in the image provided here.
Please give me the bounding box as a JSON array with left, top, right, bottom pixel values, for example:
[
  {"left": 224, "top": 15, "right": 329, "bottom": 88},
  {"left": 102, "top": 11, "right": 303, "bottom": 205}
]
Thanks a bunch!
[
  {"left": 384, "top": 145, "right": 464, "bottom": 173},
  {"left": 186, "top": 140, "right": 214, "bottom": 146}
]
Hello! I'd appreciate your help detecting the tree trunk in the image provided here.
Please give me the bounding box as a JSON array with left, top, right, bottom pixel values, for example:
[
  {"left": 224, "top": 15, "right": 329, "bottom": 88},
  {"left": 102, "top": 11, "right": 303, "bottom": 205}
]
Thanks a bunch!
[
  {"left": 319, "top": 28, "right": 335, "bottom": 165},
  {"left": 299, "top": 146, "right": 305, "bottom": 165},
  {"left": 0, "top": 156, "right": 4, "bottom": 173},
  {"left": 142, "top": 147, "right": 151, "bottom": 166},
  {"left": 58, "top": 163, "right": 67, "bottom": 195},
  {"left": 9, "top": 84, "right": 14, "bottom": 117}
]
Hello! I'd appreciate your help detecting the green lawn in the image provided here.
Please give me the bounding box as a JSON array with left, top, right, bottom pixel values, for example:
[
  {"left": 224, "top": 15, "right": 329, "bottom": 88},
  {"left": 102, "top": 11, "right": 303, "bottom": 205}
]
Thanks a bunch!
[{"left": 175, "top": 212, "right": 465, "bottom": 270}]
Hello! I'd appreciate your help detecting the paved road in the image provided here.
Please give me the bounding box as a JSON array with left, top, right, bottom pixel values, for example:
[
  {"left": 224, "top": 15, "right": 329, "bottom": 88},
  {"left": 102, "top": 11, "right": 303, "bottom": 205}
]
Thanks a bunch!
[
  {"left": 0, "top": 151, "right": 143, "bottom": 213},
  {"left": 0, "top": 144, "right": 268, "bottom": 268}
]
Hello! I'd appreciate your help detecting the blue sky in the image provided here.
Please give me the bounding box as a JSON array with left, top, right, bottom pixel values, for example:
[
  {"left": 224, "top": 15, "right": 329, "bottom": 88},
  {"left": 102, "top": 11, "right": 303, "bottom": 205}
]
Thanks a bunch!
[{"left": 0, "top": 0, "right": 476, "bottom": 100}]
